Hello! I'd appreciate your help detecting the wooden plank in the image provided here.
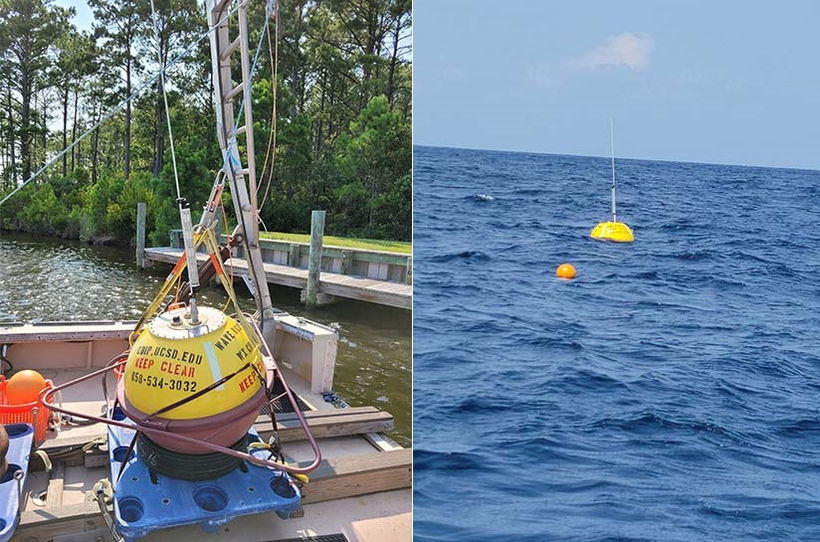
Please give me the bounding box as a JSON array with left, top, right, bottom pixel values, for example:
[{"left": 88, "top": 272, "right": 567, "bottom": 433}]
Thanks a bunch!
[
  {"left": 15, "top": 449, "right": 410, "bottom": 541},
  {"left": 144, "top": 248, "right": 411, "bottom": 309},
  {"left": 363, "top": 432, "right": 403, "bottom": 452},
  {"left": 252, "top": 406, "right": 381, "bottom": 425},
  {"left": 319, "top": 281, "right": 410, "bottom": 310},
  {"left": 0, "top": 322, "right": 134, "bottom": 343},
  {"left": 300, "top": 448, "right": 412, "bottom": 505},
  {"left": 15, "top": 496, "right": 107, "bottom": 542},
  {"left": 255, "top": 410, "right": 393, "bottom": 443},
  {"left": 45, "top": 461, "right": 65, "bottom": 511},
  {"left": 169, "top": 230, "right": 410, "bottom": 260},
  {"left": 288, "top": 243, "right": 300, "bottom": 267},
  {"left": 39, "top": 407, "right": 392, "bottom": 457}
]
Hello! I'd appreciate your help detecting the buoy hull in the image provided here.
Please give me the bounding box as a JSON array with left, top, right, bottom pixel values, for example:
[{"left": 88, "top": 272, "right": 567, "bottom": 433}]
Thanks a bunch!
[
  {"left": 117, "top": 380, "right": 266, "bottom": 454},
  {"left": 590, "top": 221, "right": 634, "bottom": 242},
  {"left": 123, "top": 307, "right": 264, "bottom": 420},
  {"left": 119, "top": 306, "right": 268, "bottom": 454}
]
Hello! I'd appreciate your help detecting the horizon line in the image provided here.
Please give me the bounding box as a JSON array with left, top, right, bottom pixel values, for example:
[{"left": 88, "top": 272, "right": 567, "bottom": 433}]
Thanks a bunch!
[{"left": 413, "top": 143, "right": 820, "bottom": 173}]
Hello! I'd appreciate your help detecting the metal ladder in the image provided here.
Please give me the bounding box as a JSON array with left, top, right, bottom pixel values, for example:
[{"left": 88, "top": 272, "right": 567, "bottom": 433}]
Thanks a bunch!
[{"left": 207, "top": 0, "right": 277, "bottom": 344}]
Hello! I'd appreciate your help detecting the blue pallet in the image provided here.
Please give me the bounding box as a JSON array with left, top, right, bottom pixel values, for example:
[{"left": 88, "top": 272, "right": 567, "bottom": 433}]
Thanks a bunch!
[
  {"left": 0, "top": 423, "right": 34, "bottom": 542},
  {"left": 106, "top": 409, "right": 301, "bottom": 542}
]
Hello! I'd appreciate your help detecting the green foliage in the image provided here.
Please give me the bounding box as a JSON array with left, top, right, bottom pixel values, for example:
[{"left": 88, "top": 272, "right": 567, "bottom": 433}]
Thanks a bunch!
[
  {"left": 333, "top": 96, "right": 411, "bottom": 239},
  {"left": 18, "top": 184, "right": 64, "bottom": 234},
  {"left": 107, "top": 172, "right": 156, "bottom": 240},
  {"left": 261, "top": 231, "right": 411, "bottom": 254},
  {"left": 0, "top": 0, "right": 412, "bottom": 243}
]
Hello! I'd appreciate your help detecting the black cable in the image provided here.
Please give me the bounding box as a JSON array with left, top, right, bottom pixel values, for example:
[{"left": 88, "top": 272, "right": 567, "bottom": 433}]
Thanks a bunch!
[
  {"left": 142, "top": 361, "right": 252, "bottom": 420},
  {"left": 1, "top": 344, "right": 12, "bottom": 373}
]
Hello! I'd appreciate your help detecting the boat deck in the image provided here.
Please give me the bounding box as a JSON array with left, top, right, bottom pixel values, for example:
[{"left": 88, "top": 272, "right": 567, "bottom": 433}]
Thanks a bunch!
[
  {"left": 144, "top": 248, "right": 412, "bottom": 310},
  {"left": 9, "top": 368, "right": 411, "bottom": 542}
]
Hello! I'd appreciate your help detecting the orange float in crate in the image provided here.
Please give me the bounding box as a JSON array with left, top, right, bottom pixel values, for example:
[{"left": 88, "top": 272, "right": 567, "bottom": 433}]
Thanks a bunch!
[
  {"left": 0, "top": 374, "right": 54, "bottom": 441},
  {"left": 6, "top": 370, "right": 47, "bottom": 405}
]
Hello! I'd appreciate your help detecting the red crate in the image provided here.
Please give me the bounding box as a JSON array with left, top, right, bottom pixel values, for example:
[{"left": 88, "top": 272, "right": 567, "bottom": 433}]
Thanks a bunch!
[{"left": 0, "top": 375, "right": 54, "bottom": 441}]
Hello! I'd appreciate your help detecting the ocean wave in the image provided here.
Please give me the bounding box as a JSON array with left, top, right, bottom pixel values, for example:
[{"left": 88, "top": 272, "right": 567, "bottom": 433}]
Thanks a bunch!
[
  {"left": 414, "top": 449, "right": 486, "bottom": 471},
  {"left": 414, "top": 146, "right": 820, "bottom": 540},
  {"left": 428, "top": 250, "right": 491, "bottom": 263}
]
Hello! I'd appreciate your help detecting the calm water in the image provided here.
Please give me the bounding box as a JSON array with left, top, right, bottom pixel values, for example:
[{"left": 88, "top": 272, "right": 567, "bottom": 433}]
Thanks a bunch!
[
  {"left": 413, "top": 145, "right": 820, "bottom": 541},
  {"left": 0, "top": 233, "right": 410, "bottom": 447}
]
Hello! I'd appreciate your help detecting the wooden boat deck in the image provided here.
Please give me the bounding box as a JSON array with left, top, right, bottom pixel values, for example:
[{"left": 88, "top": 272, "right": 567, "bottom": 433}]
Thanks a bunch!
[
  {"left": 144, "top": 248, "right": 412, "bottom": 310},
  {"left": 9, "top": 367, "right": 411, "bottom": 542}
]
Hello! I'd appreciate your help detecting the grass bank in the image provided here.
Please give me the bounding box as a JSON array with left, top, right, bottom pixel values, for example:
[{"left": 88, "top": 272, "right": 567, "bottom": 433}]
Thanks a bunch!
[{"left": 260, "top": 232, "right": 411, "bottom": 254}]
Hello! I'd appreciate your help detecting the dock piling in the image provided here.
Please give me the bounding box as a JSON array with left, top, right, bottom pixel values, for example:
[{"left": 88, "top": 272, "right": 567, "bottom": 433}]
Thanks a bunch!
[
  {"left": 305, "top": 210, "right": 326, "bottom": 307},
  {"left": 136, "top": 202, "right": 146, "bottom": 268},
  {"left": 406, "top": 255, "right": 412, "bottom": 284}
]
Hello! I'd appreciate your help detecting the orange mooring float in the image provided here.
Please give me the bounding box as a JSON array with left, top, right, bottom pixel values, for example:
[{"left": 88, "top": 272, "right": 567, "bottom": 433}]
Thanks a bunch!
[
  {"left": 5, "top": 370, "right": 47, "bottom": 405},
  {"left": 556, "top": 263, "right": 577, "bottom": 279}
]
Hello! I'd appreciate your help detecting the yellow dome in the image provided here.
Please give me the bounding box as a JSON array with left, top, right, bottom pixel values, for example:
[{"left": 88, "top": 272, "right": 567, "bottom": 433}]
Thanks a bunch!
[
  {"left": 123, "top": 307, "right": 264, "bottom": 420},
  {"left": 590, "top": 221, "right": 634, "bottom": 243}
]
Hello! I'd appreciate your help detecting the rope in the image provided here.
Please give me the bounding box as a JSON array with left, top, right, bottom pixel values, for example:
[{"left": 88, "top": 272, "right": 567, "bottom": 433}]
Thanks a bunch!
[
  {"left": 258, "top": 2, "right": 279, "bottom": 213},
  {"left": 130, "top": 225, "right": 253, "bottom": 342},
  {"left": 0, "top": 0, "right": 242, "bottom": 208},
  {"left": 220, "top": 196, "right": 234, "bottom": 313},
  {"left": 130, "top": 227, "right": 209, "bottom": 343},
  {"left": 149, "top": 0, "right": 182, "bottom": 201}
]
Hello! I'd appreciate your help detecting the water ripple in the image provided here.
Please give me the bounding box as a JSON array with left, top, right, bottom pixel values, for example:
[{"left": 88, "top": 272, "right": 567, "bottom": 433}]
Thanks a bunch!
[{"left": 414, "top": 146, "right": 820, "bottom": 541}]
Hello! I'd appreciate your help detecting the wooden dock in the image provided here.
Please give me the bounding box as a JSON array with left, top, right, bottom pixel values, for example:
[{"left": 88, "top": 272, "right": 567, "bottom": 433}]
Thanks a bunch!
[{"left": 144, "top": 247, "right": 411, "bottom": 310}]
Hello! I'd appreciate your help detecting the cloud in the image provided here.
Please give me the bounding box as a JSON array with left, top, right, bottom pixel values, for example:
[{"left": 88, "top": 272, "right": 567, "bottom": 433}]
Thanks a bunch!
[{"left": 580, "top": 33, "right": 654, "bottom": 70}]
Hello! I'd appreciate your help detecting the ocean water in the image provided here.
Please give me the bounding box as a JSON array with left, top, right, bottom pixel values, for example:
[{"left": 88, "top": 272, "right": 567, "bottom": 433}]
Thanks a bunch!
[{"left": 413, "top": 145, "right": 820, "bottom": 541}]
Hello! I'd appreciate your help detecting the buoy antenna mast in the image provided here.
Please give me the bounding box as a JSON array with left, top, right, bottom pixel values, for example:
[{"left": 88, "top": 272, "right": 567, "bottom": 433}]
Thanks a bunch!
[
  {"left": 590, "top": 119, "right": 634, "bottom": 242},
  {"left": 610, "top": 118, "right": 617, "bottom": 223}
]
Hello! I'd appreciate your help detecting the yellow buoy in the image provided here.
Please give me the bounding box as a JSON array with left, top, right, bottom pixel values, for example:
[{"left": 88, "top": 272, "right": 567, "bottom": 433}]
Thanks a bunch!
[
  {"left": 591, "top": 120, "right": 634, "bottom": 243},
  {"left": 590, "top": 221, "right": 634, "bottom": 243},
  {"left": 556, "top": 263, "right": 577, "bottom": 279},
  {"left": 123, "top": 306, "right": 264, "bottom": 420}
]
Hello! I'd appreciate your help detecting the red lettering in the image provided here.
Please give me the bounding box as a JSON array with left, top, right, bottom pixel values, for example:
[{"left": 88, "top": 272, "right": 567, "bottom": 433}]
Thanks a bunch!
[
  {"left": 157, "top": 361, "right": 196, "bottom": 379},
  {"left": 135, "top": 357, "right": 154, "bottom": 370},
  {"left": 238, "top": 372, "right": 255, "bottom": 393}
]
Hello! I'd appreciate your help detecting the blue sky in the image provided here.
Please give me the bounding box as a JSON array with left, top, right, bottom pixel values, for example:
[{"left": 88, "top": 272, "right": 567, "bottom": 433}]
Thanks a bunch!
[
  {"left": 55, "top": 0, "right": 91, "bottom": 31},
  {"left": 414, "top": 1, "right": 820, "bottom": 169}
]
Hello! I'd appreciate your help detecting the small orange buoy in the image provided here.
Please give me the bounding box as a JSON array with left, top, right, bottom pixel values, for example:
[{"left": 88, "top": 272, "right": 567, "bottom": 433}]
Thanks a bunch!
[
  {"left": 6, "top": 369, "right": 47, "bottom": 405},
  {"left": 556, "top": 263, "right": 576, "bottom": 279}
]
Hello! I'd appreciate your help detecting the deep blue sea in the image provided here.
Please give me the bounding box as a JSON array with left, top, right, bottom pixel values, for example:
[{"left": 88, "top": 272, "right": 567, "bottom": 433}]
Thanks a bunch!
[{"left": 413, "top": 145, "right": 820, "bottom": 541}]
